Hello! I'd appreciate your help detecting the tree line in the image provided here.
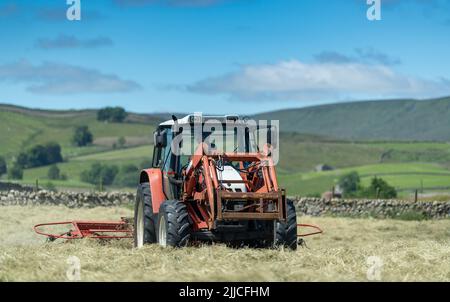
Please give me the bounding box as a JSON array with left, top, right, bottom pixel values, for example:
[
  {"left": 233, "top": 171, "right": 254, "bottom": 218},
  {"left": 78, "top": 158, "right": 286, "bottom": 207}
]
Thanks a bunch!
[
  {"left": 80, "top": 160, "right": 152, "bottom": 188},
  {"left": 338, "top": 171, "right": 397, "bottom": 199}
]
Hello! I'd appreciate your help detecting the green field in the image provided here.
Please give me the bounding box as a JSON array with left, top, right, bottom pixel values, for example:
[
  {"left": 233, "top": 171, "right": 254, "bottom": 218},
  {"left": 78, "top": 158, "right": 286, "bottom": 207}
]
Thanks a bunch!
[
  {"left": 280, "top": 163, "right": 450, "bottom": 197},
  {"left": 277, "top": 134, "right": 450, "bottom": 173},
  {"left": 17, "top": 145, "right": 154, "bottom": 190},
  {"left": 73, "top": 145, "right": 152, "bottom": 162}
]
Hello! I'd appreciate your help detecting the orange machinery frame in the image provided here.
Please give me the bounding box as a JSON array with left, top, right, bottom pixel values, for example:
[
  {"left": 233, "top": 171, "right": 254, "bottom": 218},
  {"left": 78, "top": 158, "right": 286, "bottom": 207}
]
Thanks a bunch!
[{"left": 140, "top": 144, "right": 286, "bottom": 232}]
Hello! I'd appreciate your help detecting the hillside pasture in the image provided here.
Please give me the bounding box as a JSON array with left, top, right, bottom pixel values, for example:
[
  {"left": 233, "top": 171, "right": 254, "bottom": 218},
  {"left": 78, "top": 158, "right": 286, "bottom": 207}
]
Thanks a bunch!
[
  {"left": 17, "top": 145, "right": 154, "bottom": 190},
  {"left": 280, "top": 163, "right": 450, "bottom": 197},
  {"left": 278, "top": 136, "right": 450, "bottom": 173},
  {"left": 0, "top": 109, "right": 154, "bottom": 160}
]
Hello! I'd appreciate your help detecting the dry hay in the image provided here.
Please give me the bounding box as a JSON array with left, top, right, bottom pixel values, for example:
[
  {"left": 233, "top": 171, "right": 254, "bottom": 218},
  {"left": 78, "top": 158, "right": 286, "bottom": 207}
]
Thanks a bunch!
[{"left": 1, "top": 205, "right": 450, "bottom": 281}]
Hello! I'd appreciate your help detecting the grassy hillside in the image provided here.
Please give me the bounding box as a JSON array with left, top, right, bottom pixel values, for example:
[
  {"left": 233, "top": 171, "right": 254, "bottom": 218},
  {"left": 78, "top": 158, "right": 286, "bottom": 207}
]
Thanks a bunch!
[
  {"left": 0, "top": 104, "right": 157, "bottom": 160},
  {"left": 255, "top": 97, "right": 450, "bottom": 141}
]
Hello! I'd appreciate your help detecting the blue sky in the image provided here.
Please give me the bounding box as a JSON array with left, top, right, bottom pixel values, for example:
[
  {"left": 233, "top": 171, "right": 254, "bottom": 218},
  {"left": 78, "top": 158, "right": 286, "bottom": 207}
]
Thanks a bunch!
[{"left": 0, "top": 0, "right": 449, "bottom": 114}]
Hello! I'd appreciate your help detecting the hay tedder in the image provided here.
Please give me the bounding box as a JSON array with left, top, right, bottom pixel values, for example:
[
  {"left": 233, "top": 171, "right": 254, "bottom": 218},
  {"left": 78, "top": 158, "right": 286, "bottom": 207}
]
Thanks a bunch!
[{"left": 35, "top": 114, "right": 322, "bottom": 249}]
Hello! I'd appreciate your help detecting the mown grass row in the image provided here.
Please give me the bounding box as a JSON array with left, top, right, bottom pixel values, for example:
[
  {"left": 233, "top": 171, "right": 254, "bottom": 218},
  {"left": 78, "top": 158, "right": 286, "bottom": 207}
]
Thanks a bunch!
[{"left": 2, "top": 205, "right": 450, "bottom": 281}]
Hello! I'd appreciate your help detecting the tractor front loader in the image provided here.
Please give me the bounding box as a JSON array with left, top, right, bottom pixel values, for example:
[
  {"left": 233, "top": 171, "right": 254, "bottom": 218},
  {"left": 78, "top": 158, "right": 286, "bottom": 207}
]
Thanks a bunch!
[{"left": 135, "top": 114, "right": 298, "bottom": 250}]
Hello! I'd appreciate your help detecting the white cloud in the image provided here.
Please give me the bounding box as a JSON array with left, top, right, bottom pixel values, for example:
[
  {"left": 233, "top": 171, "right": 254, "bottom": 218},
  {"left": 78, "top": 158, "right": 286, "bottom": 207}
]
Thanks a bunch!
[
  {"left": 187, "top": 60, "right": 450, "bottom": 101},
  {"left": 0, "top": 60, "right": 141, "bottom": 95}
]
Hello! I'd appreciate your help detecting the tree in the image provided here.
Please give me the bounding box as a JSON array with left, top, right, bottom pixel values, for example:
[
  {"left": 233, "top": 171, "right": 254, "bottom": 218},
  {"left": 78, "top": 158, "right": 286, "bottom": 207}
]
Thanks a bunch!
[
  {"left": 45, "top": 142, "right": 63, "bottom": 164},
  {"left": 97, "top": 107, "right": 127, "bottom": 123},
  {"left": 113, "top": 164, "right": 139, "bottom": 187},
  {"left": 8, "top": 164, "right": 23, "bottom": 180},
  {"left": 338, "top": 171, "right": 361, "bottom": 196},
  {"left": 118, "top": 136, "right": 126, "bottom": 148},
  {"left": 101, "top": 165, "right": 119, "bottom": 185},
  {"left": 0, "top": 156, "right": 7, "bottom": 177},
  {"left": 72, "top": 126, "right": 93, "bottom": 147},
  {"left": 48, "top": 165, "right": 61, "bottom": 180},
  {"left": 81, "top": 163, "right": 102, "bottom": 184},
  {"left": 16, "top": 153, "right": 28, "bottom": 168},
  {"left": 121, "top": 164, "right": 138, "bottom": 174},
  {"left": 16, "top": 143, "right": 63, "bottom": 168},
  {"left": 365, "top": 177, "right": 397, "bottom": 199},
  {"left": 81, "top": 163, "right": 119, "bottom": 186},
  {"left": 27, "top": 145, "right": 48, "bottom": 168}
]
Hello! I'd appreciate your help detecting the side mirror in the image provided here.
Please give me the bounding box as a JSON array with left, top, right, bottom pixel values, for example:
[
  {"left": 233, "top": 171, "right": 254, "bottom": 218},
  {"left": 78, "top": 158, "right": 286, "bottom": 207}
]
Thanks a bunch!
[{"left": 154, "top": 130, "right": 167, "bottom": 147}]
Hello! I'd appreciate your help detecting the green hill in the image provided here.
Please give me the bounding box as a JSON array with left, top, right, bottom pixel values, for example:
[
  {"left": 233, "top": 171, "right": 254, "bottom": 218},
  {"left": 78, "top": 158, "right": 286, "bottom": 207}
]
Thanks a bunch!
[
  {"left": 0, "top": 104, "right": 160, "bottom": 160},
  {"left": 254, "top": 97, "right": 450, "bottom": 141}
]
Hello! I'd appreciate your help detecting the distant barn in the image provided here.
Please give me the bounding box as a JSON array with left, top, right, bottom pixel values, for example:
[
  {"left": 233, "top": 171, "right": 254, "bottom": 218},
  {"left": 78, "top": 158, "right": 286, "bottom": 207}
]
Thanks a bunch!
[{"left": 315, "top": 164, "right": 334, "bottom": 172}]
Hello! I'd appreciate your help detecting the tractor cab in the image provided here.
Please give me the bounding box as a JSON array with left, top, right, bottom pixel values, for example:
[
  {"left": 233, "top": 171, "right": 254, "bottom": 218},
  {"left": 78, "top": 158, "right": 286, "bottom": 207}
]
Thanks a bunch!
[{"left": 150, "top": 114, "right": 277, "bottom": 200}]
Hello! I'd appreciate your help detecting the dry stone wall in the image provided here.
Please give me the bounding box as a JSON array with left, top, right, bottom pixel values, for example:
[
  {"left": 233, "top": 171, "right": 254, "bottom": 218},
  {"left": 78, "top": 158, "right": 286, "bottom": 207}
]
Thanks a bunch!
[
  {"left": 1, "top": 190, "right": 450, "bottom": 219},
  {"left": 293, "top": 197, "right": 450, "bottom": 219},
  {"left": 0, "top": 190, "right": 134, "bottom": 208}
]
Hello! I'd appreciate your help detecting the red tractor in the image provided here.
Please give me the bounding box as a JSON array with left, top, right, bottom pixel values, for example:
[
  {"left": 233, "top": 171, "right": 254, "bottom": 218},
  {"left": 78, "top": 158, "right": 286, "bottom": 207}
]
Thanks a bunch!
[{"left": 134, "top": 114, "right": 298, "bottom": 250}]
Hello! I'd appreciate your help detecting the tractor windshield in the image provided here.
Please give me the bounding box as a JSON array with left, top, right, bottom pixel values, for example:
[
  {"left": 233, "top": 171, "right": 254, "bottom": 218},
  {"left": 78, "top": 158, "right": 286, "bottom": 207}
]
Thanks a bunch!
[
  {"left": 173, "top": 123, "right": 276, "bottom": 169},
  {"left": 176, "top": 124, "right": 261, "bottom": 155}
]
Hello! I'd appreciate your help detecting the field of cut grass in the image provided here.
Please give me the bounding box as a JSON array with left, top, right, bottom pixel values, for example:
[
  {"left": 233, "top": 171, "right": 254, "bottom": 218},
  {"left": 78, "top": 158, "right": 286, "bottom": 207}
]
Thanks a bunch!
[
  {"left": 279, "top": 162, "right": 450, "bottom": 196},
  {"left": 1, "top": 205, "right": 450, "bottom": 281}
]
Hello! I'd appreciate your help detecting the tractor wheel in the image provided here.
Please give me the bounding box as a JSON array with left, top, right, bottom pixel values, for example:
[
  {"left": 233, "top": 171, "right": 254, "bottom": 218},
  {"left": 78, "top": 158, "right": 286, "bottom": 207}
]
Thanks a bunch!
[
  {"left": 275, "top": 199, "right": 298, "bottom": 250},
  {"left": 156, "top": 200, "right": 191, "bottom": 247},
  {"left": 134, "top": 182, "right": 157, "bottom": 248}
]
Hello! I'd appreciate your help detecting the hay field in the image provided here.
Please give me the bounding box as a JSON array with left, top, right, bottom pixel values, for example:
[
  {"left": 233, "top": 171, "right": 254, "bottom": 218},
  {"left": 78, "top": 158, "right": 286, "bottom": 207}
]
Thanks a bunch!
[{"left": 1, "top": 205, "right": 450, "bottom": 281}]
